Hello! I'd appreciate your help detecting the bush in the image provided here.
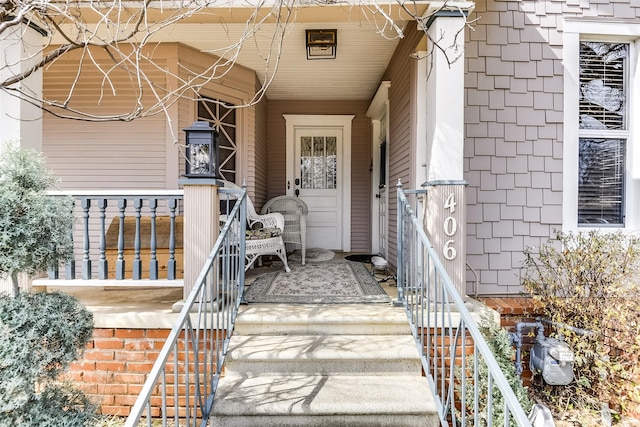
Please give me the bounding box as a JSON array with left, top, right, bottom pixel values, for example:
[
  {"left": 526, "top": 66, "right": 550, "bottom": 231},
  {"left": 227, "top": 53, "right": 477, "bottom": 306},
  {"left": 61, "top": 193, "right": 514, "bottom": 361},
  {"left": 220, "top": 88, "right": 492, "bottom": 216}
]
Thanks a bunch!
[
  {"left": 456, "top": 315, "right": 533, "bottom": 426},
  {"left": 0, "top": 292, "right": 95, "bottom": 426},
  {"left": 522, "top": 230, "right": 640, "bottom": 418},
  {"left": 0, "top": 142, "right": 74, "bottom": 296}
]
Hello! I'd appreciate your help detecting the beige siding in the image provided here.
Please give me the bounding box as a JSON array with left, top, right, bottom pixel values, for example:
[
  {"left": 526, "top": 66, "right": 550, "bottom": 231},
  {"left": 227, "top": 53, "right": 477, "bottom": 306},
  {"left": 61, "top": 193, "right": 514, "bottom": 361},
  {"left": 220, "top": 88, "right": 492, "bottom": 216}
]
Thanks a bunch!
[
  {"left": 381, "top": 25, "right": 424, "bottom": 269},
  {"left": 43, "top": 49, "right": 168, "bottom": 190},
  {"left": 42, "top": 43, "right": 263, "bottom": 192},
  {"left": 266, "top": 100, "right": 372, "bottom": 252}
]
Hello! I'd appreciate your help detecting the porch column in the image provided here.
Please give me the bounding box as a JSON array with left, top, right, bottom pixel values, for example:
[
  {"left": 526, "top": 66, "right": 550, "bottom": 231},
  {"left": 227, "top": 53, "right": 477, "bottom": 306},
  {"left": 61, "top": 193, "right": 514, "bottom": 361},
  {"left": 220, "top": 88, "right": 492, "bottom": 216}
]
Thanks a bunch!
[
  {"left": 0, "top": 23, "right": 44, "bottom": 151},
  {"left": 178, "top": 179, "right": 221, "bottom": 303},
  {"left": 422, "top": 7, "right": 469, "bottom": 296}
]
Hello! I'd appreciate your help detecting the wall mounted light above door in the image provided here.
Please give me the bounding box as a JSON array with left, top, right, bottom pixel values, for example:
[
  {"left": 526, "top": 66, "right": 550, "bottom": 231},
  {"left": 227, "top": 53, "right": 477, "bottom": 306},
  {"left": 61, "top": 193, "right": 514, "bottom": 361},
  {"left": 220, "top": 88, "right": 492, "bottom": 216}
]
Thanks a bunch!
[{"left": 306, "top": 29, "right": 337, "bottom": 60}]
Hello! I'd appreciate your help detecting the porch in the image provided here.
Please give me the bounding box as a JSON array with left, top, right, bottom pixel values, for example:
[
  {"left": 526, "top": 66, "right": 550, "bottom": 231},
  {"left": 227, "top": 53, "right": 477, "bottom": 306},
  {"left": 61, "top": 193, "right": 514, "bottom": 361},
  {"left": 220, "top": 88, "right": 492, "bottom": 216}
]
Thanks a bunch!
[
  {"left": 53, "top": 255, "right": 497, "bottom": 425},
  {"left": 33, "top": 185, "right": 538, "bottom": 426}
]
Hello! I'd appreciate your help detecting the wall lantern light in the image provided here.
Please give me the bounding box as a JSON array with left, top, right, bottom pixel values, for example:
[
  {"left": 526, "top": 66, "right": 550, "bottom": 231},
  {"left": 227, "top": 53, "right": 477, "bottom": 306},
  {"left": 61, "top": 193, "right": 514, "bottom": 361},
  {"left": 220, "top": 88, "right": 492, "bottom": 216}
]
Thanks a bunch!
[
  {"left": 306, "top": 29, "right": 337, "bottom": 60},
  {"left": 183, "top": 121, "right": 219, "bottom": 179}
]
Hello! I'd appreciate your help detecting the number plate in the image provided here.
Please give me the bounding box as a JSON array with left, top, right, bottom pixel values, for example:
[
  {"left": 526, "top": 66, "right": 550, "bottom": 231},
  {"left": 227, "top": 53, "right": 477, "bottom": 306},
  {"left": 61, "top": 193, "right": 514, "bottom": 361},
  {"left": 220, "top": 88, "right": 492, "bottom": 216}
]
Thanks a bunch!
[{"left": 557, "top": 352, "right": 574, "bottom": 362}]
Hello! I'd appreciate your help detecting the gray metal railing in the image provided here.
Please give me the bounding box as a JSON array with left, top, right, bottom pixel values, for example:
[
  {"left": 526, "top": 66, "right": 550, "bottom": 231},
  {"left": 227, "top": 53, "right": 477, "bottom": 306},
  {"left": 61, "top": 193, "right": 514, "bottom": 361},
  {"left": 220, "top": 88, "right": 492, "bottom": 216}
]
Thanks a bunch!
[
  {"left": 124, "top": 187, "right": 246, "bottom": 427},
  {"left": 43, "top": 190, "right": 184, "bottom": 284},
  {"left": 397, "top": 182, "right": 532, "bottom": 427}
]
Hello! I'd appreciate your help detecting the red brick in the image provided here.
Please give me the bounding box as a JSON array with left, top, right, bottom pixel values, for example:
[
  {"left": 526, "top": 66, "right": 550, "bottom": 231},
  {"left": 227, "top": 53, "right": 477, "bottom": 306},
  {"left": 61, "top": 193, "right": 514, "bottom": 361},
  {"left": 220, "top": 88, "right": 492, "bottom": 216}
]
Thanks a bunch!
[
  {"left": 153, "top": 341, "right": 168, "bottom": 350},
  {"left": 69, "top": 361, "right": 96, "bottom": 371},
  {"left": 95, "top": 361, "right": 127, "bottom": 372},
  {"left": 84, "top": 349, "right": 115, "bottom": 361},
  {"left": 93, "top": 328, "right": 116, "bottom": 338},
  {"left": 127, "top": 384, "right": 145, "bottom": 395},
  {"left": 64, "top": 371, "right": 85, "bottom": 382},
  {"left": 116, "top": 351, "right": 148, "bottom": 362},
  {"left": 115, "top": 329, "right": 146, "bottom": 339},
  {"left": 147, "top": 329, "right": 171, "bottom": 339},
  {"left": 124, "top": 340, "right": 153, "bottom": 351},
  {"left": 114, "top": 394, "right": 139, "bottom": 406},
  {"left": 113, "top": 372, "right": 147, "bottom": 384},
  {"left": 94, "top": 339, "right": 124, "bottom": 350},
  {"left": 144, "top": 351, "right": 160, "bottom": 360},
  {"left": 81, "top": 371, "right": 113, "bottom": 383},
  {"left": 76, "top": 383, "right": 98, "bottom": 394},
  {"left": 91, "top": 393, "right": 115, "bottom": 406},
  {"left": 125, "top": 362, "right": 155, "bottom": 373},
  {"left": 98, "top": 384, "right": 127, "bottom": 395}
]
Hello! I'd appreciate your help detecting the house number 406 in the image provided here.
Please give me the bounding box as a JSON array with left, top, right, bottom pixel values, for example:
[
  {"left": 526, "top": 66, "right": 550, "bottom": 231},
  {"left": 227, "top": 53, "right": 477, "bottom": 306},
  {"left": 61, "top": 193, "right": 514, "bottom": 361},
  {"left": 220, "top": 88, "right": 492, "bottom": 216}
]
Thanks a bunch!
[{"left": 443, "top": 193, "right": 457, "bottom": 261}]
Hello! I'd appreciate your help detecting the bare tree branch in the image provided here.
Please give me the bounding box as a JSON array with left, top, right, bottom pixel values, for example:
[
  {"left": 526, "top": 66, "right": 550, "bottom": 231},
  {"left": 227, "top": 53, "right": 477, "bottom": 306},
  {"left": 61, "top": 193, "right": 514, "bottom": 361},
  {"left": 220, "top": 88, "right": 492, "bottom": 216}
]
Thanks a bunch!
[{"left": 1, "top": 0, "right": 475, "bottom": 128}]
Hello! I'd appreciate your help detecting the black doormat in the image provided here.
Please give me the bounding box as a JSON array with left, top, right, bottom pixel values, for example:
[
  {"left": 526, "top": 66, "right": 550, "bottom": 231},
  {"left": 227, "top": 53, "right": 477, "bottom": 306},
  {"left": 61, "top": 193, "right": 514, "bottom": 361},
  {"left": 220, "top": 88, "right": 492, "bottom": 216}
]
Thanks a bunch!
[{"left": 344, "top": 254, "right": 375, "bottom": 263}]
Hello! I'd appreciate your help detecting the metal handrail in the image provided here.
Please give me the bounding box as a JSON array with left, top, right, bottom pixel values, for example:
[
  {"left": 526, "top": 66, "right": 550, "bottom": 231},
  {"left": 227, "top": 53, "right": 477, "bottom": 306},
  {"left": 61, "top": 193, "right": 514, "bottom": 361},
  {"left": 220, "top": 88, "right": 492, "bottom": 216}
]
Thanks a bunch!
[
  {"left": 124, "top": 187, "right": 247, "bottom": 427},
  {"left": 397, "top": 182, "right": 532, "bottom": 426}
]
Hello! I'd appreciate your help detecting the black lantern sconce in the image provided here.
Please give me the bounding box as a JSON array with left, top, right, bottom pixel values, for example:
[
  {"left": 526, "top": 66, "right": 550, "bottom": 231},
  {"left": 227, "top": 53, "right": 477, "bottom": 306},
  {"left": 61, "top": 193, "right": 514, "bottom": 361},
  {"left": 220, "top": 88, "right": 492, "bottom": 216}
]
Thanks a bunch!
[{"left": 183, "top": 121, "right": 219, "bottom": 179}]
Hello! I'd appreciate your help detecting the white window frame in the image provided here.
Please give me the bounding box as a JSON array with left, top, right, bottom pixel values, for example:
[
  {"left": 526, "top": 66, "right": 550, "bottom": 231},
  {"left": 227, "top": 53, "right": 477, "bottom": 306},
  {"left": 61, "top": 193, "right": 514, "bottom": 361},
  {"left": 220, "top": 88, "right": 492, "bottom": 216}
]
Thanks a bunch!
[{"left": 563, "top": 19, "right": 640, "bottom": 232}]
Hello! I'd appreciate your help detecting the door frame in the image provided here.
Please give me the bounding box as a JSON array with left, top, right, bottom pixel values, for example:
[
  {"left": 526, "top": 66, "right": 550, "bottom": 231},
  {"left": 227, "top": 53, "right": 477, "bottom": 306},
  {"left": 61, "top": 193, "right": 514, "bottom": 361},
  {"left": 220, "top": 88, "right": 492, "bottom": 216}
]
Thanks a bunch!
[
  {"left": 284, "top": 114, "right": 354, "bottom": 252},
  {"left": 366, "top": 82, "right": 390, "bottom": 257}
]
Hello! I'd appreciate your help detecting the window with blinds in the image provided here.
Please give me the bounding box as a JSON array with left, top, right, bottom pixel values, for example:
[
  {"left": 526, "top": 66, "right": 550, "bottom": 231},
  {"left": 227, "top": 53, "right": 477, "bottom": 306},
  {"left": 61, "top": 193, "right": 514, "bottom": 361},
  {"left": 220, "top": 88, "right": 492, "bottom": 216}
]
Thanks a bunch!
[{"left": 577, "top": 42, "right": 628, "bottom": 226}]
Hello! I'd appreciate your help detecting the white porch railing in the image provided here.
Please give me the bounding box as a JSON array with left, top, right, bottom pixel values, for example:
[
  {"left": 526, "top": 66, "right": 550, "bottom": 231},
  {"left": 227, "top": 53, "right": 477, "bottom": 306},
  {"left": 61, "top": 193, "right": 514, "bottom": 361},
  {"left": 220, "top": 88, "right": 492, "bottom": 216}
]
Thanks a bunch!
[
  {"left": 397, "top": 182, "right": 533, "bottom": 426},
  {"left": 124, "top": 186, "right": 246, "bottom": 427},
  {"left": 36, "top": 190, "right": 184, "bottom": 287}
]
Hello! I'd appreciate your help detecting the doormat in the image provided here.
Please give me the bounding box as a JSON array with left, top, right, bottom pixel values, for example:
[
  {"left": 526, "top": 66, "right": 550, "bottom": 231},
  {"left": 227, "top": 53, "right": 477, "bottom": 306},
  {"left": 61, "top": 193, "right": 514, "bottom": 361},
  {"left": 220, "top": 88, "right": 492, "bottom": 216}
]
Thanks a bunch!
[
  {"left": 288, "top": 248, "right": 335, "bottom": 263},
  {"left": 242, "top": 261, "right": 391, "bottom": 304},
  {"left": 345, "top": 254, "right": 375, "bottom": 263}
]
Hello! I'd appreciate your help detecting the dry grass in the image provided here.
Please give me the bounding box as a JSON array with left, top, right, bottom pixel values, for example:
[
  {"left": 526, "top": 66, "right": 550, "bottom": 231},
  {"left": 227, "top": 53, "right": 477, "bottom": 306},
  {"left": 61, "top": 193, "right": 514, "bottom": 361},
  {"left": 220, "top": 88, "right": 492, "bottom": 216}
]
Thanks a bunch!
[{"left": 92, "top": 415, "right": 177, "bottom": 427}]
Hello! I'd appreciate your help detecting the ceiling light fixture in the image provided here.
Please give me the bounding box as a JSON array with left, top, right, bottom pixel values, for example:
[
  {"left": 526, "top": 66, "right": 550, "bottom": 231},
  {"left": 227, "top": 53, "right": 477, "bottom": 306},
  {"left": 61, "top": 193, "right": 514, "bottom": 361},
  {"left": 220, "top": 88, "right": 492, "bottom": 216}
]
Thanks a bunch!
[{"left": 306, "top": 29, "right": 337, "bottom": 60}]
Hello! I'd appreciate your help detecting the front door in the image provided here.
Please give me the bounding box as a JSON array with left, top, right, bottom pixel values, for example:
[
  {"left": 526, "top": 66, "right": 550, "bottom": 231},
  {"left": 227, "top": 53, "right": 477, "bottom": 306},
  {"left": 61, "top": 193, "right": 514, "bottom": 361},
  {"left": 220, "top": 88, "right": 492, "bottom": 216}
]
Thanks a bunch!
[{"left": 285, "top": 115, "right": 354, "bottom": 251}]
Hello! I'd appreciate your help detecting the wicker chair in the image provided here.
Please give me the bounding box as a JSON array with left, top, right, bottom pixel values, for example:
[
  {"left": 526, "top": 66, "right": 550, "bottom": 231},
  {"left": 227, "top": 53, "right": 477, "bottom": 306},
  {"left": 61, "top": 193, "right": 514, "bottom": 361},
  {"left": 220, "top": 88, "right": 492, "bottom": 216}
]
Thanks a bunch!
[
  {"left": 261, "top": 196, "right": 308, "bottom": 265},
  {"left": 221, "top": 181, "right": 291, "bottom": 273}
]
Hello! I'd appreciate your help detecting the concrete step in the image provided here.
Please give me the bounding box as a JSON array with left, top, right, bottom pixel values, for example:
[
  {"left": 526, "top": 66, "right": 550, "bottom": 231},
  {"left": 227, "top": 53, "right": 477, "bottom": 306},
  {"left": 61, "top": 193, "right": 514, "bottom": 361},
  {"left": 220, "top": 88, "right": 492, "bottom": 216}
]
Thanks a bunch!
[
  {"left": 234, "top": 303, "right": 410, "bottom": 336},
  {"left": 212, "top": 374, "right": 438, "bottom": 427},
  {"left": 211, "top": 303, "right": 438, "bottom": 426},
  {"left": 224, "top": 334, "right": 423, "bottom": 376}
]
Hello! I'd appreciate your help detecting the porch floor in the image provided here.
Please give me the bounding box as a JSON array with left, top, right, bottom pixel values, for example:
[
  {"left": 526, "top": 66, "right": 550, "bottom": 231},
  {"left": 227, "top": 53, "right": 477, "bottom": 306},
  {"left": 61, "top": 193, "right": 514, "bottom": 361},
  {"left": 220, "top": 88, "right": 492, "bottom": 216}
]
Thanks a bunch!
[{"left": 49, "top": 252, "right": 400, "bottom": 329}]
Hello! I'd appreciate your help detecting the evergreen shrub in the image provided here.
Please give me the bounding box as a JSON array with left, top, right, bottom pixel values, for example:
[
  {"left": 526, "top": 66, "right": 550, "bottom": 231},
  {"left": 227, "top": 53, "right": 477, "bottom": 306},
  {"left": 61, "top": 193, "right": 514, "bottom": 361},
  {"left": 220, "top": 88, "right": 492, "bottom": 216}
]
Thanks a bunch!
[{"left": 0, "top": 291, "right": 95, "bottom": 426}]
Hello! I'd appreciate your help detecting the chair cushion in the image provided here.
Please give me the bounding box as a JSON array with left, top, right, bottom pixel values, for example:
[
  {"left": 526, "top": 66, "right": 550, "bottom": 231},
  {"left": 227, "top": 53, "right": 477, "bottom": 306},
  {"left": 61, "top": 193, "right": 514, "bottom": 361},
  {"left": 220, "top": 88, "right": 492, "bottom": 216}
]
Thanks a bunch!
[{"left": 246, "top": 228, "right": 283, "bottom": 240}]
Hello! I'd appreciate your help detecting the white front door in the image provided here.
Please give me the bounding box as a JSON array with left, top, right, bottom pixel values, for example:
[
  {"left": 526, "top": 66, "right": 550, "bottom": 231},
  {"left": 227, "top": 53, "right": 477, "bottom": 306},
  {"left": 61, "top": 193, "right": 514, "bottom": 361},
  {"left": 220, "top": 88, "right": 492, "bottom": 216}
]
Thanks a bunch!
[{"left": 285, "top": 115, "right": 354, "bottom": 252}]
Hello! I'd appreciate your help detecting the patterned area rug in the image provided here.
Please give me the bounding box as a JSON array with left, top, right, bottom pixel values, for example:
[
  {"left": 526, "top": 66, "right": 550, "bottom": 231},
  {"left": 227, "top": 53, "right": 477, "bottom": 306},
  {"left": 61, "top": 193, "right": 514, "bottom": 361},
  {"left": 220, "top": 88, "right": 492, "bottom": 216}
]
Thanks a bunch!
[{"left": 243, "top": 261, "right": 391, "bottom": 304}]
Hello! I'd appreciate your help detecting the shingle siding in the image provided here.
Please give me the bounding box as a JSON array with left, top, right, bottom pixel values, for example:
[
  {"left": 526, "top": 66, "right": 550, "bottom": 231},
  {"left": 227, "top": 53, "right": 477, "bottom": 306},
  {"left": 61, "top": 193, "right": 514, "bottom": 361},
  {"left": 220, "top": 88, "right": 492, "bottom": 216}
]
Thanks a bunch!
[{"left": 465, "top": 0, "right": 640, "bottom": 295}]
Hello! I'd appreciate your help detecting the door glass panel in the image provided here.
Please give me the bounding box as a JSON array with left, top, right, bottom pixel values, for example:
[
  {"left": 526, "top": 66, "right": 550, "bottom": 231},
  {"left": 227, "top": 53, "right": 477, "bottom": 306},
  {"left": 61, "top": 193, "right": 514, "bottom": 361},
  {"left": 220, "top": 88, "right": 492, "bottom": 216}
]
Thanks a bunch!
[
  {"left": 326, "top": 137, "right": 337, "bottom": 189},
  {"left": 301, "top": 137, "right": 312, "bottom": 189},
  {"left": 300, "top": 135, "right": 337, "bottom": 189}
]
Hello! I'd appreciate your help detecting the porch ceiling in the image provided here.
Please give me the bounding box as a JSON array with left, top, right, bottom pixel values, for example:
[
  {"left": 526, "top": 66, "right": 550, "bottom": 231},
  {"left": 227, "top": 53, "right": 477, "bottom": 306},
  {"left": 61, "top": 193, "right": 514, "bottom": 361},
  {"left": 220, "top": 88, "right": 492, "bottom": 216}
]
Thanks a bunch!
[{"left": 155, "top": 5, "right": 417, "bottom": 101}]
